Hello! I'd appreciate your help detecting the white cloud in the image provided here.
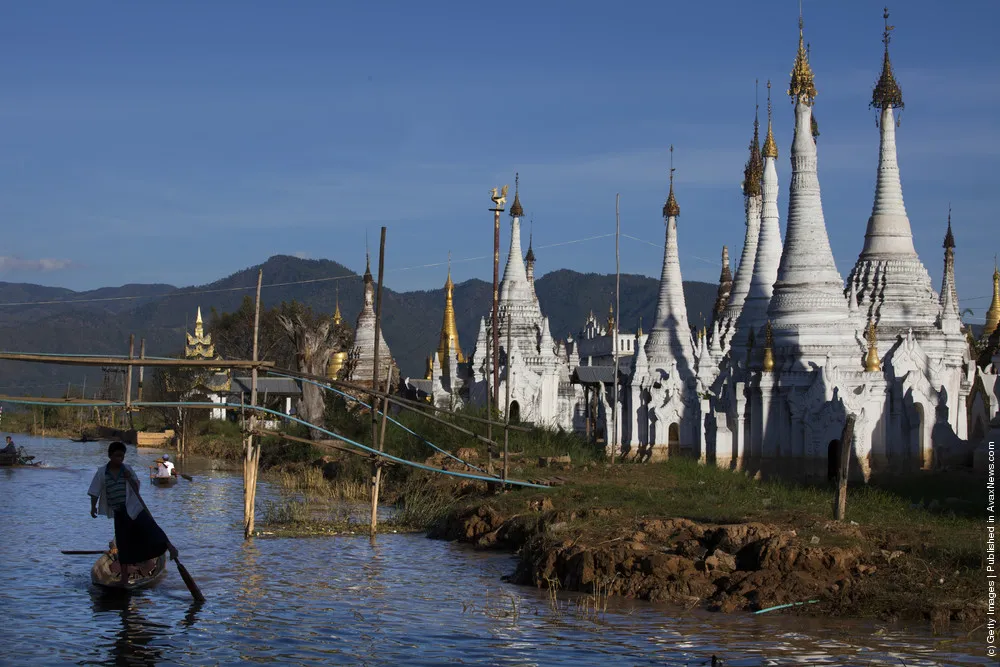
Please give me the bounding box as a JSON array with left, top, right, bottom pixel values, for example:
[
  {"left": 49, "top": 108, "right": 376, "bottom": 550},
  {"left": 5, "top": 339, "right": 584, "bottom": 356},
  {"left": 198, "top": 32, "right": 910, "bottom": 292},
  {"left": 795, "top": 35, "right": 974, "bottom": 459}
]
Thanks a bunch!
[{"left": 0, "top": 256, "right": 75, "bottom": 272}]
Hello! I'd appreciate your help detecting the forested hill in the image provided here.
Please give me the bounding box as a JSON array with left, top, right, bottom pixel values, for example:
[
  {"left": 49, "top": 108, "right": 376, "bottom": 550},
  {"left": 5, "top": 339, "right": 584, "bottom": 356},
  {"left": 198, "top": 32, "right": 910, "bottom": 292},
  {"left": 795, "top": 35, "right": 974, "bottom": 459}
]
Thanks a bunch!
[{"left": 0, "top": 255, "right": 718, "bottom": 396}]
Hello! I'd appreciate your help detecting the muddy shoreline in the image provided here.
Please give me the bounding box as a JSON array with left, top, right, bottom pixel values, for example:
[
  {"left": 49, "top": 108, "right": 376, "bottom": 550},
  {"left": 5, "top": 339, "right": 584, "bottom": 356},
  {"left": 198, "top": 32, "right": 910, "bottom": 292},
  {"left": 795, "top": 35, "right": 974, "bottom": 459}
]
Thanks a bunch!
[{"left": 428, "top": 501, "right": 987, "bottom": 629}]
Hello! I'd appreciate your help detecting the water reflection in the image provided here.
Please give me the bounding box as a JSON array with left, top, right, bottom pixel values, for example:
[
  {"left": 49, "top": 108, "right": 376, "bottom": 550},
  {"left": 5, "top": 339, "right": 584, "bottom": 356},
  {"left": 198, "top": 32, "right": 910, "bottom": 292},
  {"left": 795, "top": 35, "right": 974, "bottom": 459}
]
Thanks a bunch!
[{"left": 88, "top": 592, "right": 167, "bottom": 666}]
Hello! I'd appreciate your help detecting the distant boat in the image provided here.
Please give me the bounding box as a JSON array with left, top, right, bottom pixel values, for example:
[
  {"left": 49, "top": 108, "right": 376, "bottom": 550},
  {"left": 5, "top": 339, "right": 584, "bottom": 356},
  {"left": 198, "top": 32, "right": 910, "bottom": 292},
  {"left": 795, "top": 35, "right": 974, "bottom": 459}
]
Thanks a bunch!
[{"left": 150, "top": 475, "right": 178, "bottom": 487}]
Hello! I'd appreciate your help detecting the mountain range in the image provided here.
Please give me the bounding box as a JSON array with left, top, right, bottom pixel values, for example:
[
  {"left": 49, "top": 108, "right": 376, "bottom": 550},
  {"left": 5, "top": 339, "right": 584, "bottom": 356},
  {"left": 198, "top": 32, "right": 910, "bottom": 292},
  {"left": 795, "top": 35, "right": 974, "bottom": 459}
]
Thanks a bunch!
[{"left": 0, "top": 255, "right": 719, "bottom": 398}]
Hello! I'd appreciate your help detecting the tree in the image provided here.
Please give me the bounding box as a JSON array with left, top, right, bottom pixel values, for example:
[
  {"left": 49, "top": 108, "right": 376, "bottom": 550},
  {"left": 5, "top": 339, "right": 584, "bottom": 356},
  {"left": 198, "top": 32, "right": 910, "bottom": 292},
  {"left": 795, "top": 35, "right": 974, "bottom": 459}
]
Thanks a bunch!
[
  {"left": 209, "top": 296, "right": 295, "bottom": 366},
  {"left": 276, "top": 301, "right": 354, "bottom": 438}
]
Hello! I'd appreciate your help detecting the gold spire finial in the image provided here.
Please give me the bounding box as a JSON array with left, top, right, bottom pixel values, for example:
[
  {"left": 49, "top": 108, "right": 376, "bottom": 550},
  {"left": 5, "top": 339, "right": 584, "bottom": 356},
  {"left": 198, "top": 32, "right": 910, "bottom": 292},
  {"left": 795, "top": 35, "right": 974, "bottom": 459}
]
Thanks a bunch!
[
  {"left": 662, "top": 145, "right": 680, "bottom": 218},
  {"left": 984, "top": 253, "right": 1000, "bottom": 339},
  {"left": 194, "top": 307, "right": 205, "bottom": 338},
  {"left": 333, "top": 284, "right": 342, "bottom": 325},
  {"left": 762, "top": 320, "right": 775, "bottom": 372},
  {"left": 872, "top": 7, "right": 903, "bottom": 118},
  {"left": 864, "top": 319, "right": 881, "bottom": 372},
  {"left": 509, "top": 172, "right": 524, "bottom": 218},
  {"left": 788, "top": 8, "right": 817, "bottom": 105},
  {"left": 607, "top": 302, "right": 615, "bottom": 333},
  {"left": 763, "top": 80, "right": 778, "bottom": 158},
  {"left": 445, "top": 251, "right": 454, "bottom": 291},
  {"left": 743, "top": 86, "right": 764, "bottom": 197}
]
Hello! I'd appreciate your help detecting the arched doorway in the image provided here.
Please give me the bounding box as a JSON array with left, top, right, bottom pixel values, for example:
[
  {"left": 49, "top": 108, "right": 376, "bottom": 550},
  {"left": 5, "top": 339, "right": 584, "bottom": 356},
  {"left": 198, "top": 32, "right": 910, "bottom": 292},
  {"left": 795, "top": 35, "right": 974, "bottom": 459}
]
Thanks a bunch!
[
  {"left": 827, "top": 439, "right": 840, "bottom": 482},
  {"left": 668, "top": 423, "right": 680, "bottom": 457},
  {"left": 509, "top": 401, "right": 521, "bottom": 424}
]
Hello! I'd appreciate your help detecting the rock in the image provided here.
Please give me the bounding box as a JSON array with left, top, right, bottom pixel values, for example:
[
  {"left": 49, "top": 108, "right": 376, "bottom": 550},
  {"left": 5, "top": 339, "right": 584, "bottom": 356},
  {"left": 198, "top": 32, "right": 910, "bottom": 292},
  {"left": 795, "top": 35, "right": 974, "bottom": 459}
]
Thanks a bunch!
[
  {"left": 810, "top": 536, "right": 821, "bottom": 545},
  {"left": 700, "top": 549, "right": 737, "bottom": 573},
  {"left": 456, "top": 447, "right": 479, "bottom": 462},
  {"left": 703, "top": 523, "right": 780, "bottom": 554}
]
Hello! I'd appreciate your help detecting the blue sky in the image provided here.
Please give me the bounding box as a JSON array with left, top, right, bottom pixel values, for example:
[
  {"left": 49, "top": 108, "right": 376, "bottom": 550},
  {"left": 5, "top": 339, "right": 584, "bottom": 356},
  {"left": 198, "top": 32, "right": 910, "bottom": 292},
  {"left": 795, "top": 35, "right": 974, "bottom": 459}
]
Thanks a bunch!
[{"left": 1, "top": 1, "right": 998, "bottom": 324}]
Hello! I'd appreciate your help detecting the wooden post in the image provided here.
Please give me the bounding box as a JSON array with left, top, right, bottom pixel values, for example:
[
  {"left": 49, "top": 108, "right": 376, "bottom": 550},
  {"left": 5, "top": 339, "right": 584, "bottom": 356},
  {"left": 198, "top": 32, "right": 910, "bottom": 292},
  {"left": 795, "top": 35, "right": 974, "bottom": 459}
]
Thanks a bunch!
[
  {"left": 611, "top": 193, "right": 620, "bottom": 464},
  {"left": 137, "top": 339, "right": 146, "bottom": 403},
  {"left": 125, "top": 335, "right": 135, "bottom": 431},
  {"left": 368, "top": 227, "right": 387, "bottom": 538},
  {"left": 370, "top": 374, "right": 391, "bottom": 537},
  {"left": 834, "top": 413, "right": 856, "bottom": 521},
  {"left": 503, "top": 315, "right": 512, "bottom": 482},
  {"left": 243, "top": 269, "right": 263, "bottom": 540}
]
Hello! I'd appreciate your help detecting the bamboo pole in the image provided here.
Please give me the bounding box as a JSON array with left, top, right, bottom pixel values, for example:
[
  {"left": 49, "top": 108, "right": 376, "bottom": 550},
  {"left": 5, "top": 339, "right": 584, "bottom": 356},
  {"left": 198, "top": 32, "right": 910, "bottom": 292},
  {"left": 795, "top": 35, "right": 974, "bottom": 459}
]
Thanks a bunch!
[
  {"left": 125, "top": 335, "right": 135, "bottom": 431},
  {"left": 611, "top": 193, "right": 620, "bottom": 464},
  {"left": 369, "top": 227, "right": 387, "bottom": 538},
  {"left": 243, "top": 269, "right": 263, "bottom": 540},
  {"left": 0, "top": 352, "right": 273, "bottom": 368},
  {"left": 833, "top": 414, "right": 856, "bottom": 521}
]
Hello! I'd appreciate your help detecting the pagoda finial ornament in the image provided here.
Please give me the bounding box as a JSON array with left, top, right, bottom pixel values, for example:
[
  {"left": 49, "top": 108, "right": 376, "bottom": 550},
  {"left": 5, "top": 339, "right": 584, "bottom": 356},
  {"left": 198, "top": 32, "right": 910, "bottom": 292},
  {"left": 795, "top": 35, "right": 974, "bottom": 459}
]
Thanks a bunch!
[
  {"left": 662, "top": 145, "right": 680, "bottom": 219},
  {"left": 788, "top": 8, "right": 817, "bottom": 105},
  {"left": 871, "top": 7, "right": 903, "bottom": 122},
  {"left": 864, "top": 318, "right": 882, "bottom": 371},
  {"left": 509, "top": 172, "right": 524, "bottom": 218},
  {"left": 743, "top": 83, "right": 764, "bottom": 197},
  {"left": 637, "top": 316, "right": 643, "bottom": 337},
  {"left": 185, "top": 306, "right": 217, "bottom": 360},
  {"left": 489, "top": 184, "right": 509, "bottom": 211},
  {"left": 763, "top": 80, "right": 778, "bottom": 158},
  {"left": 762, "top": 320, "right": 775, "bottom": 372},
  {"left": 943, "top": 206, "right": 955, "bottom": 249},
  {"left": 607, "top": 303, "right": 615, "bottom": 333}
]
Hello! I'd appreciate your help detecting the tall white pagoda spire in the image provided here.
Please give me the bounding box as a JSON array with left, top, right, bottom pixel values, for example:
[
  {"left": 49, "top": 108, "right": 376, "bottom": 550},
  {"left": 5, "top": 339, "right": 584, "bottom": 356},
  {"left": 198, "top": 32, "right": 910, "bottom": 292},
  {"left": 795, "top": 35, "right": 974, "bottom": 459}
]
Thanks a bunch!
[
  {"left": 846, "top": 8, "right": 939, "bottom": 331},
  {"left": 500, "top": 173, "right": 534, "bottom": 305},
  {"left": 723, "top": 98, "right": 763, "bottom": 325},
  {"left": 732, "top": 81, "right": 783, "bottom": 349},
  {"left": 767, "top": 14, "right": 853, "bottom": 348},
  {"left": 645, "top": 146, "right": 695, "bottom": 378}
]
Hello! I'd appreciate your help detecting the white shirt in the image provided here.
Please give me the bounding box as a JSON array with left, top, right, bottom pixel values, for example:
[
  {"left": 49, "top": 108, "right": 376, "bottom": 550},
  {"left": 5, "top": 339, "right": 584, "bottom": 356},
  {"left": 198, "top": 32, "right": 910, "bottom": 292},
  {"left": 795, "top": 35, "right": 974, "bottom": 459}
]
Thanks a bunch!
[
  {"left": 88, "top": 464, "right": 144, "bottom": 519},
  {"left": 156, "top": 460, "right": 175, "bottom": 478}
]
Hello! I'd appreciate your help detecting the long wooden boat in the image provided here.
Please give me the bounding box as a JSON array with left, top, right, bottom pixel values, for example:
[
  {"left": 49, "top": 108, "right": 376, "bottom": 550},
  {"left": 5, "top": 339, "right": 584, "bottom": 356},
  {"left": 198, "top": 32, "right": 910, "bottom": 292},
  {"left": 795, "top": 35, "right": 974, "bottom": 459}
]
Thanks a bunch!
[
  {"left": 149, "top": 474, "right": 178, "bottom": 487},
  {"left": 91, "top": 551, "right": 167, "bottom": 592}
]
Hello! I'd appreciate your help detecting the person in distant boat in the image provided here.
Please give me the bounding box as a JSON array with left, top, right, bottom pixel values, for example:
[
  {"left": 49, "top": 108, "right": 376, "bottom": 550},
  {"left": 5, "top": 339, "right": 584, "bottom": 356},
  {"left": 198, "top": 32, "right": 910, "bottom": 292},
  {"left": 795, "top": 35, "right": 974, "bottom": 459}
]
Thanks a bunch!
[
  {"left": 88, "top": 441, "right": 178, "bottom": 581},
  {"left": 155, "top": 454, "right": 176, "bottom": 479},
  {"left": 2, "top": 436, "right": 16, "bottom": 457}
]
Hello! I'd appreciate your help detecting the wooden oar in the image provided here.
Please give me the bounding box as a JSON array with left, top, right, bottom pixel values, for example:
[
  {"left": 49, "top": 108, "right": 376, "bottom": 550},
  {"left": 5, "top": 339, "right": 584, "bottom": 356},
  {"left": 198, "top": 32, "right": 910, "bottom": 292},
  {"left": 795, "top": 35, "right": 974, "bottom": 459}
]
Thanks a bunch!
[
  {"left": 123, "top": 469, "right": 206, "bottom": 603},
  {"left": 61, "top": 550, "right": 107, "bottom": 555}
]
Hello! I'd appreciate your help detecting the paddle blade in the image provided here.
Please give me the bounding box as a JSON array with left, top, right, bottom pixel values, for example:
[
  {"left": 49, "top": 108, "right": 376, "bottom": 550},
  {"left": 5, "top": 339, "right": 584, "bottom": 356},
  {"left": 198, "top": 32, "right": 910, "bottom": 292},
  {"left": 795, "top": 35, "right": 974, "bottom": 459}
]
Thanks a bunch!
[
  {"left": 61, "top": 550, "right": 106, "bottom": 555},
  {"left": 175, "top": 559, "right": 205, "bottom": 603},
  {"left": 180, "top": 473, "right": 193, "bottom": 481}
]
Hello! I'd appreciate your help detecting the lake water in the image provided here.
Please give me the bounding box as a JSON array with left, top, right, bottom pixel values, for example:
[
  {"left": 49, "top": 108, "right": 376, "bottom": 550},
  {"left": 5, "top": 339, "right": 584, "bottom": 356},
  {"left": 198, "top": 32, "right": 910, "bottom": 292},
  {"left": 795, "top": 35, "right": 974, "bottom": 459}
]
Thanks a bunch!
[{"left": 0, "top": 435, "right": 990, "bottom": 666}]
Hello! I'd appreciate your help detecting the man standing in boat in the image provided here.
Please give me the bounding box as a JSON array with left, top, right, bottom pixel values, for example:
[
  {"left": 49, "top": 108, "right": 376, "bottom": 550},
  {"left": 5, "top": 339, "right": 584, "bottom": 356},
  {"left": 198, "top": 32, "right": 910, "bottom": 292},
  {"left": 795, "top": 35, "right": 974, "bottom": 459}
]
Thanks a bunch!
[
  {"left": 154, "top": 454, "right": 176, "bottom": 479},
  {"left": 88, "top": 442, "right": 178, "bottom": 582},
  {"left": 2, "top": 436, "right": 16, "bottom": 457}
]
